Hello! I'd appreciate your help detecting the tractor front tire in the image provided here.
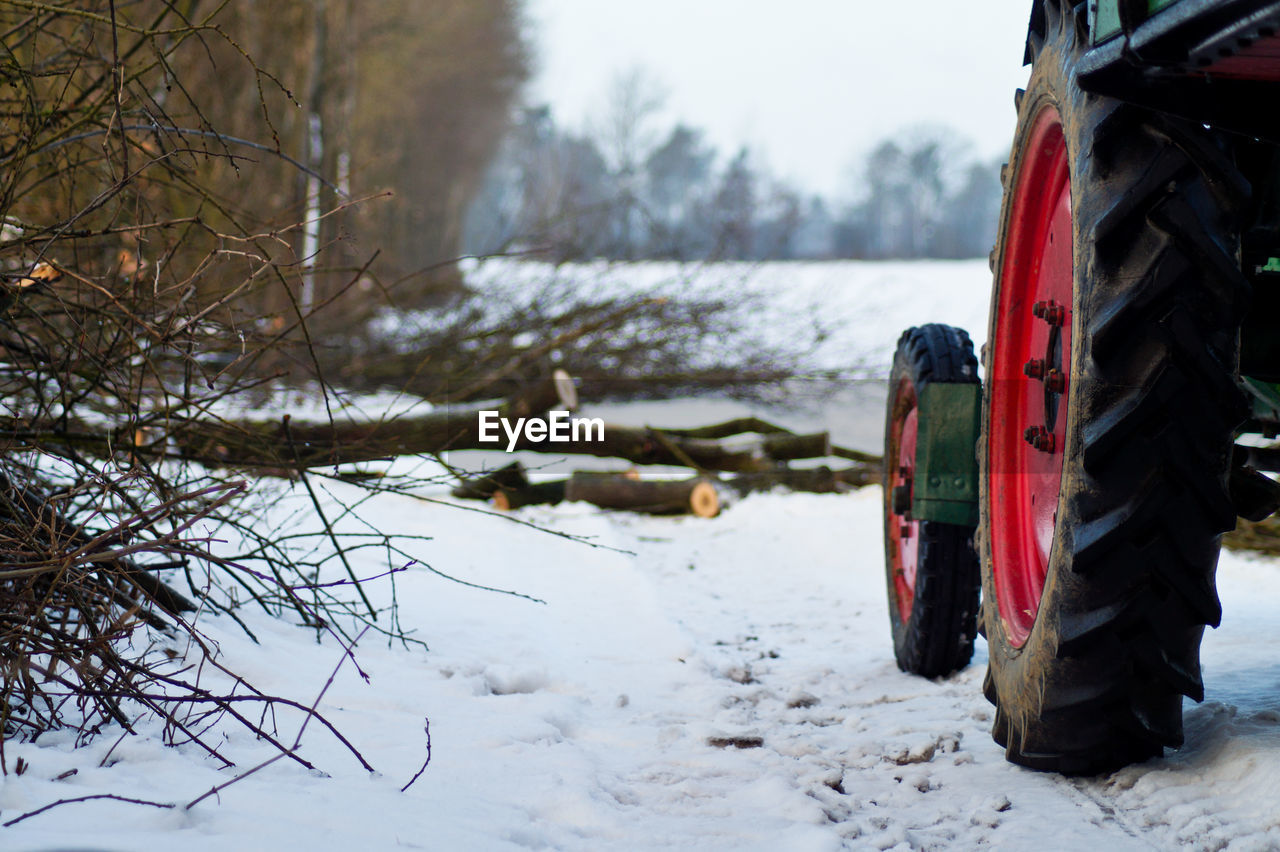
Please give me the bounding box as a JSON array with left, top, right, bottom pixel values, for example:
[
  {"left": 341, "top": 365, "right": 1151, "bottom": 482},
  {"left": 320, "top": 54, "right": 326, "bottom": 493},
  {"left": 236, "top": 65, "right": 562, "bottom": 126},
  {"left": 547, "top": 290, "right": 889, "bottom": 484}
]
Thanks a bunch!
[
  {"left": 884, "top": 324, "right": 981, "bottom": 678},
  {"left": 978, "top": 0, "right": 1250, "bottom": 773}
]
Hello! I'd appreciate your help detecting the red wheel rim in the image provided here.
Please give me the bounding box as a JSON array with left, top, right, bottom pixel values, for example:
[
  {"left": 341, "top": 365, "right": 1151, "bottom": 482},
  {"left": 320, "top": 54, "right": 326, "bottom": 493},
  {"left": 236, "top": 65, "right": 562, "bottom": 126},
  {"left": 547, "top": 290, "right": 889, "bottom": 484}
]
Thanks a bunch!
[
  {"left": 988, "top": 106, "right": 1072, "bottom": 648},
  {"left": 888, "top": 378, "right": 920, "bottom": 621}
]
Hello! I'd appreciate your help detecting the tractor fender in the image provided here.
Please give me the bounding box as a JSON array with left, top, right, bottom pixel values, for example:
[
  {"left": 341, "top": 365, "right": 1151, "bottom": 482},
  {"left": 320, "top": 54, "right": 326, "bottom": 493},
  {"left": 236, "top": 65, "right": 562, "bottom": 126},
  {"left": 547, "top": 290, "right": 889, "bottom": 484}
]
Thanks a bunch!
[{"left": 911, "top": 382, "right": 982, "bottom": 526}]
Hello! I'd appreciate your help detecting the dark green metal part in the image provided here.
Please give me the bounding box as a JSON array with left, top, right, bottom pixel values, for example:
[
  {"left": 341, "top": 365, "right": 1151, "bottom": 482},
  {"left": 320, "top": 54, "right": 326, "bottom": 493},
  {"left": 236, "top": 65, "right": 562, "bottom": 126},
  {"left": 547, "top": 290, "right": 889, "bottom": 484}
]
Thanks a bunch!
[
  {"left": 1092, "top": 0, "right": 1183, "bottom": 44},
  {"left": 911, "top": 383, "right": 981, "bottom": 526},
  {"left": 1074, "top": 0, "right": 1280, "bottom": 142},
  {"left": 1244, "top": 376, "right": 1280, "bottom": 424}
]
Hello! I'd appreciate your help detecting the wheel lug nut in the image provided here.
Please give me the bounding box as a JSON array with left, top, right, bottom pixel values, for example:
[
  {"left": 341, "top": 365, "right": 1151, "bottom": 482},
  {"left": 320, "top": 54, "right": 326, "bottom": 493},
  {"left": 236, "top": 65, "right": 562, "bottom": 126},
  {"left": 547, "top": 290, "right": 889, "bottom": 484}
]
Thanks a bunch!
[
  {"left": 1045, "top": 368, "right": 1066, "bottom": 393},
  {"left": 1023, "top": 425, "right": 1056, "bottom": 453},
  {"left": 1024, "top": 358, "right": 1046, "bottom": 379},
  {"left": 1032, "top": 300, "right": 1065, "bottom": 326}
]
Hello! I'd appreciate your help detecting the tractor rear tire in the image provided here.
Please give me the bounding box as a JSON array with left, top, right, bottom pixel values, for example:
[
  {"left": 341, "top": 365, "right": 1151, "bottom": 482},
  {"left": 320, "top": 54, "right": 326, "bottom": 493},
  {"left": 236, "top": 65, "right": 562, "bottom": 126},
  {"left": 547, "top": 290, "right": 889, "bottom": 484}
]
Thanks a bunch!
[
  {"left": 978, "top": 0, "right": 1250, "bottom": 773},
  {"left": 883, "top": 324, "right": 981, "bottom": 678}
]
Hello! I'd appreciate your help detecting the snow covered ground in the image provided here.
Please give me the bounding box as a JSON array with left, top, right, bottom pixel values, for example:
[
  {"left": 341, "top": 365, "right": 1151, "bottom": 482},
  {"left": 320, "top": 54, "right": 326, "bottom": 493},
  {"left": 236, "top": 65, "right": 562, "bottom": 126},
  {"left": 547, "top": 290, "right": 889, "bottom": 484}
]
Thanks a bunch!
[
  {"left": 452, "top": 257, "right": 993, "bottom": 380},
  {"left": 4, "top": 260, "right": 1280, "bottom": 850}
]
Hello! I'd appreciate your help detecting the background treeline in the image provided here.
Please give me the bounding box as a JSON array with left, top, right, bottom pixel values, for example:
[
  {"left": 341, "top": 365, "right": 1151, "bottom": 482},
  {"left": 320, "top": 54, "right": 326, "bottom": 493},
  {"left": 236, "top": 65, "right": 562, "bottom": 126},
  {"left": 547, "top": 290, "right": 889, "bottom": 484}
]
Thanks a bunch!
[
  {"left": 193, "top": 0, "right": 528, "bottom": 326},
  {"left": 3, "top": 0, "right": 528, "bottom": 347},
  {"left": 464, "top": 74, "right": 1002, "bottom": 263}
]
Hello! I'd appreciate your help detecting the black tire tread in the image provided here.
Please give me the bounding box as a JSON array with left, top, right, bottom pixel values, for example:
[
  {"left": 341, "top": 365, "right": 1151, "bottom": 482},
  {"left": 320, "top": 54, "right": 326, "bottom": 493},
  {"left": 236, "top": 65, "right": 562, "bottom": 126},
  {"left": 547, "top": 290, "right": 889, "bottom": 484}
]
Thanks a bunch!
[{"left": 978, "top": 0, "right": 1249, "bottom": 774}]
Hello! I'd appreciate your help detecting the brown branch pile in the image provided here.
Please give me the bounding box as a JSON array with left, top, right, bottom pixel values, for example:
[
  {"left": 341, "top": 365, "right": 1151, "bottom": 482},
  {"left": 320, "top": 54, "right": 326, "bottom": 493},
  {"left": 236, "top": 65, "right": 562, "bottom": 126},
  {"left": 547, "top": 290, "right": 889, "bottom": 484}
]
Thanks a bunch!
[
  {"left": 333, "top": 269, "right": 816, "bottom": 405},
  {"left": 0, "top": 0, "right": 461, "bottom": 771}
]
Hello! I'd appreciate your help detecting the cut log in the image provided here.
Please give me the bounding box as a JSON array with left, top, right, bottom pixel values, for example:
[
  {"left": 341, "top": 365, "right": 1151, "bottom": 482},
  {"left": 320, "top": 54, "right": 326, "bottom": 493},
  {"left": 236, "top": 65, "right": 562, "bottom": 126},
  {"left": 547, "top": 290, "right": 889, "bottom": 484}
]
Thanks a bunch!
[
  {"left": 728, "top": 466, "right": 839, "bottom": 496},
  {"left": 491, "top": 480, "right": 566, "bottom": 511},
  {"left": 467, "top": 460, "right": 869, "bottom": 511},
  {"left": 726, "top": 464, "right": 879, "bottom": 496},
  {"left": 507, "top": 368, "right": 577, "bottom": 418},
  {"left": 481, "top": 462, "right": 878, "bottom": 516},
  {"left": 463, "top": 467, "right": 636, "bottom": 507},
  {"left": 564, "top": 473, "right": 723, "bottom": 517},
  {"left": 759, "top": 431, "right": 830, "bottom": 462},
  {"left": 451, "top": 461, "right": 529, "bottom": 500}
]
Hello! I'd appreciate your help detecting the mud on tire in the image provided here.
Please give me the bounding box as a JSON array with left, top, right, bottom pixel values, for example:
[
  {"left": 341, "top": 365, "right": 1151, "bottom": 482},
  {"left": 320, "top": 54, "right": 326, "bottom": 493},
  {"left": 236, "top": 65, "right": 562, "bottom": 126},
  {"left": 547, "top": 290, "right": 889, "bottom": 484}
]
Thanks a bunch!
[{"left": 978, "top": 0, "right": 1250, "bottom": 773}]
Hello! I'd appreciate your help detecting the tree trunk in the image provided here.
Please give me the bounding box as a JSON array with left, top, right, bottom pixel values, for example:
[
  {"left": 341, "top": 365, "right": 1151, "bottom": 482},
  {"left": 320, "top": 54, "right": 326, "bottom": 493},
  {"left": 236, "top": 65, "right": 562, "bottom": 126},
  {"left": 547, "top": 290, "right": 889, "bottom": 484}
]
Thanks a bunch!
[
  {"left": 170, "top": 369, "right": 577, "bottom": 469},
  {"left": 16, "top": 371, "right": 866, "bottom": 479}
]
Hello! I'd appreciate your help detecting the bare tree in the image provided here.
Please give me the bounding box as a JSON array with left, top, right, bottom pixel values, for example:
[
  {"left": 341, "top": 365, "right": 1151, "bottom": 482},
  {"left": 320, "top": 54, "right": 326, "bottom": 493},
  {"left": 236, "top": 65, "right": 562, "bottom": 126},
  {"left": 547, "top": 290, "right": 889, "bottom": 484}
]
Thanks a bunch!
[{"left": 593, "top": 68, "right": 668, "bottom": 258}]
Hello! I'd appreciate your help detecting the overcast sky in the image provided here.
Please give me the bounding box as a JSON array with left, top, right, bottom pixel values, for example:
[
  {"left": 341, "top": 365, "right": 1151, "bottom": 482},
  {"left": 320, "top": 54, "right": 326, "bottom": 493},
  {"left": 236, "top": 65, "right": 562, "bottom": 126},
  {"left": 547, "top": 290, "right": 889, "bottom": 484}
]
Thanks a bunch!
[{"left": 524, "top": 0, "right": 1034, "bottom": 195}]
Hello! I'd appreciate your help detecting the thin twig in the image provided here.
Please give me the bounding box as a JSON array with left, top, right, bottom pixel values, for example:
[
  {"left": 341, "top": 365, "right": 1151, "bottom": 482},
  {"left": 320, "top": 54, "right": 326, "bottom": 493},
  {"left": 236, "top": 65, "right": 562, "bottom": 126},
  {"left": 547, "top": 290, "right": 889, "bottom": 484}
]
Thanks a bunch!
[
  {"left": 399, "top": 717, "right": 432, "bottom": 793},
  {"left": 185, "top": 626, "right": 372, "bottom": 809},
  {"left": 3, "top": 794, "right": 175, "bottom": 828}
]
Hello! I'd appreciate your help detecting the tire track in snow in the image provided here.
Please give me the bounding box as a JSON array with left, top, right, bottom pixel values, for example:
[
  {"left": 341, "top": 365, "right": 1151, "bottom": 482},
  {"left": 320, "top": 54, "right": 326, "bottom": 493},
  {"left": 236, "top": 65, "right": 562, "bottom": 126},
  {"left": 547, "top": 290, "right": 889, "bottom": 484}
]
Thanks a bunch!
[{"left": 599, "top": 489, "right": 1156, "bottom": 850}]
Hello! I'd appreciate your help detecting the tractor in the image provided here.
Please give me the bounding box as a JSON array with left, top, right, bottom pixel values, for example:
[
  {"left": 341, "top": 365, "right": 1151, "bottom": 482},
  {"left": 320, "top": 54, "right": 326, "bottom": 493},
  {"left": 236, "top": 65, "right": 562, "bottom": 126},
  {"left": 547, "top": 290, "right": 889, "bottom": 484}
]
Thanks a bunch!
[{"left": 882, "top": 0, "right": 1280, "bottom": 774}]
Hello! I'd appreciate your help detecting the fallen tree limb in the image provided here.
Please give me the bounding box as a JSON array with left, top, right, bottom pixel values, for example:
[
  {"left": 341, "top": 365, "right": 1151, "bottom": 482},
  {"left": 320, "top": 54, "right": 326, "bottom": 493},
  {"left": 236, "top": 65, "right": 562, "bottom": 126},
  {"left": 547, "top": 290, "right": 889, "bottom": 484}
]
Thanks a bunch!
[
  {"left": 4, "top": 370, "right": 578, "bottom": 471},
  {"left": 195, "top": 368, "right": 579, "bottom": 468},
  {"left": 655, "top": 417, "right": 794, "bottom": 440},
  {"left": 500, "top": 425, "right": 831, "bottom": 473},
  {"left": 159, "top": 413, "right": 831, "bottom": 474},
  {"left": 10, "top": 367, "right": 870, "bottom": 478},
  {"left": 831, "top": 444, "right": 882, "bottom": 466}
]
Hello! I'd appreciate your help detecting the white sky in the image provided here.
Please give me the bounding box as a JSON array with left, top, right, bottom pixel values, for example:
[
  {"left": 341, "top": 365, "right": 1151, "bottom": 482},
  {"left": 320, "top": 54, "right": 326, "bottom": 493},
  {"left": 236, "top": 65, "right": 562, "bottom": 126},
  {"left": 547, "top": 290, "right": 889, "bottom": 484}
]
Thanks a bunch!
[{"left": 524, "top": 0, "right": 1034, "bottom": 196}]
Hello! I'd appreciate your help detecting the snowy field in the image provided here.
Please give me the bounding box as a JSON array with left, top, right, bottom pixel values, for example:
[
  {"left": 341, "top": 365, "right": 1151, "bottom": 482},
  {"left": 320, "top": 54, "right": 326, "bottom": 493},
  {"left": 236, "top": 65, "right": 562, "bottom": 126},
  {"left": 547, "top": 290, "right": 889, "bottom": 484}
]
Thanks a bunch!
[
  {"left": 4, "top": 260, "right": 1280, "bottom": 850},
  {"left": 455, "top": 257, "right": 994, "bottom": 377},
  {"left": 453, "top": 258, "right": 995, "bottom": 460}
]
